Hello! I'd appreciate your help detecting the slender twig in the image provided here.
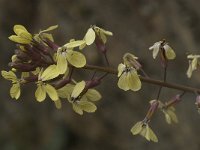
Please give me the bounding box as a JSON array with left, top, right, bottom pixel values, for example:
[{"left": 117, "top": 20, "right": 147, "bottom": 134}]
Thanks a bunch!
[
  {"left": 139, "top": 68, "right": 149, "bottom": 78},
  {"left": 83, "top": 64, "right": 200, "bottom": 94},
  {"left": 156, "top": 64, "right": 168, "bottom": 100},
  {"left": 104, "top": 53, "right": 110, "bottom": 66}
]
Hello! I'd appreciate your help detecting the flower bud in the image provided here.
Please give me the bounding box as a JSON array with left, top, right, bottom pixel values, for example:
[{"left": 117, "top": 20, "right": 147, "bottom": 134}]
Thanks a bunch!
[
  {"left": 85, "top": 77, "right": 101, "bottom": 89},
  {"left": 146, "top": 100, "right": 159, "bottom": 120},
  {"left": 123, "top": 53, "right": 142, "bottom": 70},
  {"left": 9, "top": 62, "right": 36, "bottom": 72},
  {"left": 44, "top": 38, "right": 59, "bottom": 51},
  {"left": 95, "top": 36, "right": 107, "bottom": 54},
  {"left": 165, "top": 94, "right": 181, "bottom": 108},
  {"left": 15, "top": 49, "right": 30, "bottom": 62}
]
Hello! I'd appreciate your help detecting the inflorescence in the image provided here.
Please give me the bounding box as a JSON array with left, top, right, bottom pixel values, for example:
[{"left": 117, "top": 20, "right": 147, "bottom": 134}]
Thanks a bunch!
[{"left": 2, "top": 24, "right": 200, "bottom": 142}]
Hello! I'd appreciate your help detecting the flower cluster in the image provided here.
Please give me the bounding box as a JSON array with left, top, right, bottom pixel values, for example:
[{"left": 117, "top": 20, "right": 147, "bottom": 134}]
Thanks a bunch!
[
  {"left": 2, "top": 24, "right": 113, "bottom": 115},
  {"left": 3, "top": 24, "right": 200, "bottom": 143}
]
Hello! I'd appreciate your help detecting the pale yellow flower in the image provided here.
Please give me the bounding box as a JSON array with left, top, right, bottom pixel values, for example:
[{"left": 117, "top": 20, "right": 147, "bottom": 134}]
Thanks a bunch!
[
  {"left": 158, "top": 101, "right": 178, "bottom": 124},
  {"left": 1, "top": 71, "right": 21, "bottom": 99},
  {"left": 131, "top": 121, "right": 158, "bottom": 142},
  {"left": 35, "top": 66, "right": 59, "bottom": 102},
  {"left": 8, "top": 25, "right": 32, "bottom": 44},
  {"left": 186, "top": 54, "right": 200, "bottom": 78},
  {"left": 56, "top": 47, "right": 86, "bottom": 74},
  {"left": 64, "top": 25, "right": 113, "bottom": 50},
  {"left": 117, "top": 63, "right": 141, "bottom": 91},
  {"left": 149, "top": 41, "right": 176, "bottom": 60},
  {"left": 34, "top": 25, "right": 58, "bottom": 42},
  {"left": 57, "top": 81, "right": 101, "bottom": 115}
]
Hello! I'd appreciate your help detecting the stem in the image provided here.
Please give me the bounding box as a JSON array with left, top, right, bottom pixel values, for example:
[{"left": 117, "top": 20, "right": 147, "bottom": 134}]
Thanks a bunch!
[
  {"left": 139, "top": 68, "right": 149, "bottom": 78},
  {"left": 84, "top": 64, "right": 200, "bottom": 94},
  {"left": 104, "top": 53, "right": 110, "bottom": 66},
  {"left": 156, "top": 64, "right": 168, "bottom": 100}
]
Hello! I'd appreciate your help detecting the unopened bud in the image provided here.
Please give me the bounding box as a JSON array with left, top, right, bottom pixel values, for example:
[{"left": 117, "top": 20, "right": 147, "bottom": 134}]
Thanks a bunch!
[
  {"left": 9, "top": 62, "right": 36, "bottom": 72},
  {"left": 95, "top": 36, "right": 107, "bottom": 54},
  {"left": 146, "top": 100, "right": 159, "bottom": 120},
  {"left": 44, "top": 38, "right": 59, "bottom": 51},
  {"left": 165, "top": 94, "right": 181, "bottom": 108},
  {"left": 85, "top": 77, "right": 101, "bottom": 89},
  {"left": 123, "top": 53, "right": 142, "bottom": 70}
]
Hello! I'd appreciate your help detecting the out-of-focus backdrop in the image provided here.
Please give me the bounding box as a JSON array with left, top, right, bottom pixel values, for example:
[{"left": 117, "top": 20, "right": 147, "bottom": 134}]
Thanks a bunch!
[{"left": 0, "top": 0, "right": 200, "bottom": 149}]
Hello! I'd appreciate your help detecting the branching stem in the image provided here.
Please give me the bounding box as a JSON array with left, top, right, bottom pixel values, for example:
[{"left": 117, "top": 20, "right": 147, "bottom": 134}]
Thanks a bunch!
[{"left": 84, "top": 64, "right": 200, "bottom": 94}]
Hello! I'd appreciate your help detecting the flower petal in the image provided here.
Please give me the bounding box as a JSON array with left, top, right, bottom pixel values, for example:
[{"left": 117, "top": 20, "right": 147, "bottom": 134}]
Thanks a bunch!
[
  {"left": 57, "top": 84, "right": 74, "bottom": 99},
  {"left": 164, "top": 44, "right": 176, "bottom": 60},
  {"left": 79, "top": 101, "right": 97, "bottom": 113},
  {"left": 57, "top": 52, "right": 68, "bottom": 74},
  {"left": 35, "top": 84, "right": 46, "bottom": 102},
  {"left": 149, "top": 127, "right": 158, "bottom": 142},
  {"left": 40, "top": 65, "right": 60, "bottom": 81},
  {"left": 117, "top": 63, "right": 125, "bottom": 77},
  {"left": 64, "top": 40, "right": 86, "bottom": 49},
  {"left": 54, "top": 99, "right": 62, "bottom": 109},
  {"left": 8, "top": 35, "right": 31, "bottom": 44},
  {"left": 1, "top": 70, "right": 17, "bottom": 81},
  {"left": 10, "top": 83, "right": 20, "bottom": 99},
  {"left": 45, "top": 84, "right": 59, "bottom": 101},
  {"left": 13, "top": 25, "right": 29, "bottom": 35},
  {"left": 71, "top": 81, "right": 86, "bottom": 98},
  {"left": 85, "top": 28, "right": 96, "bottom": 45},
  {"left": 86, "top": 89, "right": 102, "bottom": 101},
  {"left": 72, "top": 103, "right": 83, "bottom": 115},
  {"left": 128, "top": 70, "right": 141, "bottom": 91},
  {"left": 130, "top": 121, "right": 143, "bottom": 135},
  {"left": 117, "top": 73, "right": 129, "bottom": 91},
  {"left": 149, "top": 42, "right": 161, "bottom": 59},
  {"left": 66, "top": 50, "right": 86, "bottom": 68},
  {"left": 39, "top": 25, "right": 58, "bottom": 34}
]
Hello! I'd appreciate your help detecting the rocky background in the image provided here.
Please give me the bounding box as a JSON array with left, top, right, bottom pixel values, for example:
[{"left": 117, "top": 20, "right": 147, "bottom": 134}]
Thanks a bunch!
[{"left": 0, "top": 0, "right": 200, "bottom": 150}]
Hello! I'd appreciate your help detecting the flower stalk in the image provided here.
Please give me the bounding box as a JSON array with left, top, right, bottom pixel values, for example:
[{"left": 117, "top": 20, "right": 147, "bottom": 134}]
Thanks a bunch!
[{"left": 84, "top": 64, "right": 200, "bottom": 94}]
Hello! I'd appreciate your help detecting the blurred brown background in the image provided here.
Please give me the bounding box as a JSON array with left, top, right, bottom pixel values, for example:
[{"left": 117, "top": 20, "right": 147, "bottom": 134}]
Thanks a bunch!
[{"left": 0, "top": 0, "right": 200, "bottom": 149}]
